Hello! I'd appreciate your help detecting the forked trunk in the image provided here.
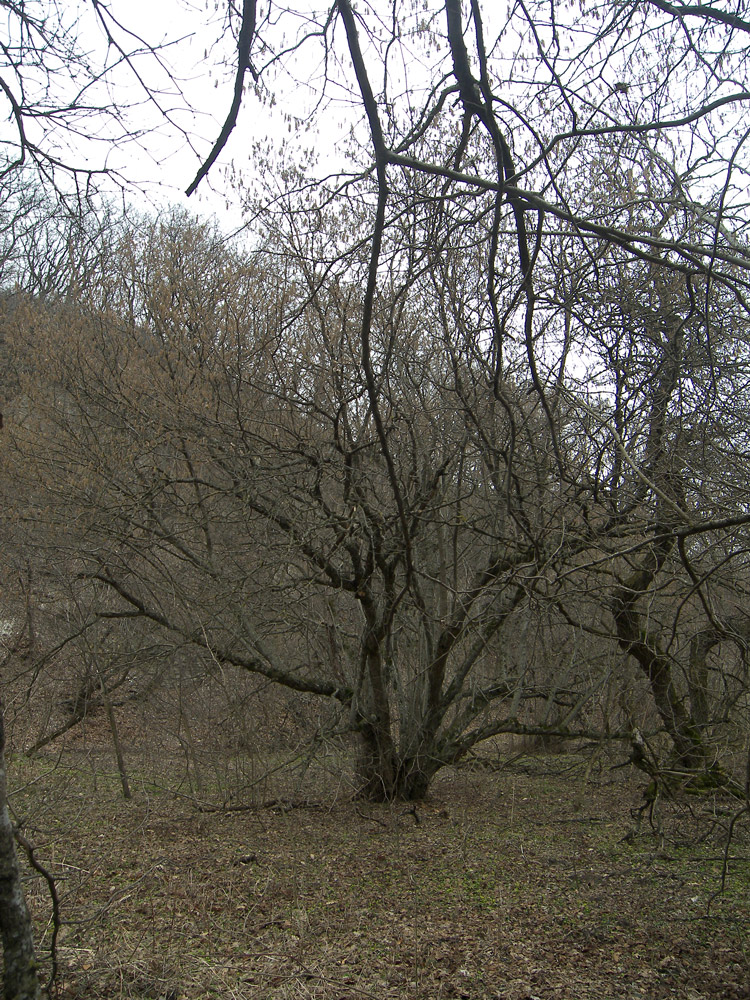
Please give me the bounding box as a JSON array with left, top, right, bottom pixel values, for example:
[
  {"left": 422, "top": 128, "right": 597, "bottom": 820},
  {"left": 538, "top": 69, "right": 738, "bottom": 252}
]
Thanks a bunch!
[{"left": 357, "top": 726, "right": 444, "bottom": 802}]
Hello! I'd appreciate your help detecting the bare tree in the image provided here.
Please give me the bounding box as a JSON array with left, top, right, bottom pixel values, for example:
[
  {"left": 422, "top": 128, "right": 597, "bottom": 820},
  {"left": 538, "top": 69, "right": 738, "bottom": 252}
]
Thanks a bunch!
[
  {"left": 1, "top": 209, "right": 626, "bottom": 798},
  {"left": 5, "top": 2, "right": 750, "bottom": 804},
  {"left": 523, "top": 157, "right": 750, "bottom": 786}
]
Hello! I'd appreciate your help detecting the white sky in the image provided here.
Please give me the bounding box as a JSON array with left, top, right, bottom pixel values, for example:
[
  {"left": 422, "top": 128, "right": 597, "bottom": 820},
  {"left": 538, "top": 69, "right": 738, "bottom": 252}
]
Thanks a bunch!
[
  {"left": 85, "top": 0, "right": 355, "bottom": 228},
  {"left": 4, "top": 1, "right": 748, "bottom": 240},
  {"left": 0, "top": 0, "right": 352, "bottom": 230}
]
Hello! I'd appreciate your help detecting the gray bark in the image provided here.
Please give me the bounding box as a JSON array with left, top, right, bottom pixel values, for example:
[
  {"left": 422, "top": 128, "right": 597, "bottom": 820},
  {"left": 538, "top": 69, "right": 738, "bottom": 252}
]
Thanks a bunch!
[{"left": 0, "top": 696, "right": 41, "bottom": 1000}]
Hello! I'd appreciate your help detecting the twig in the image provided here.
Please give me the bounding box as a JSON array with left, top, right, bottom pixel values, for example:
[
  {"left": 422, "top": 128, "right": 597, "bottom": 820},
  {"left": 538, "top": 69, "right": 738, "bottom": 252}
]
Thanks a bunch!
[
  {"left": 14, "top": 828, "right": 59, "bottom": 994},
  {"left": 706, "top": 743, "right": 750, "bottom": 915},
  {"left": 355, "top": 807, "right": 388, "bottom": 828}
]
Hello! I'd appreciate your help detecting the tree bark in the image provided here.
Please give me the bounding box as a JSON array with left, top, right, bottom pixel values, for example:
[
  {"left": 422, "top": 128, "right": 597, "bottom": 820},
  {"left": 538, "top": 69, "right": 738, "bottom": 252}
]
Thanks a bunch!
[
  {"left": 613, "top": 569, "right": 707, "bottom": 769},
  {"left": 688, "top": 630, "right": 719, "bottom": 728},
  {"left": 356, "top": 723, "right": 397, "bottom": 801},
  {"left": 396, "top": 750, "right": 442, "bottom": 801},
  {"left": 0, "top": 695, "right": 41, "bottom": 1000}
]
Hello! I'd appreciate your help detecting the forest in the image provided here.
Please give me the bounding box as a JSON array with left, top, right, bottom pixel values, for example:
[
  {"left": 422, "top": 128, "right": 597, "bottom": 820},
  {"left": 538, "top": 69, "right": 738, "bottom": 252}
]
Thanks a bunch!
[{"left": 0, "top": 1, "right": 749, "bottom": 998}]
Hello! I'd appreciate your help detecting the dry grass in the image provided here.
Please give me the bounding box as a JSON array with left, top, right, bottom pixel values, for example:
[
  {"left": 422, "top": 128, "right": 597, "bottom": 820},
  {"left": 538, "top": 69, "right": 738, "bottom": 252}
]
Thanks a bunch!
[{"left": 7, "top": 746, "right": 750, "bottom": 1000}]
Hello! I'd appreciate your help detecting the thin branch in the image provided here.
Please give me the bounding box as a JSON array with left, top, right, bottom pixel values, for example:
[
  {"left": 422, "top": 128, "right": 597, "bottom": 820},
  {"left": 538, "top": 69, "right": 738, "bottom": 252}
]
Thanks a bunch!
[{"left": 186, "top": 0, "right": 257, "bottom": 196}]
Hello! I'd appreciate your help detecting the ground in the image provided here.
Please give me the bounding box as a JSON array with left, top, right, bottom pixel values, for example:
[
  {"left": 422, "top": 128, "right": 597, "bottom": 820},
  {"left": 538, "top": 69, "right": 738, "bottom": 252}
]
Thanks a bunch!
[{"left": 7, "top": 744, "right": 750, "bottom": 999}]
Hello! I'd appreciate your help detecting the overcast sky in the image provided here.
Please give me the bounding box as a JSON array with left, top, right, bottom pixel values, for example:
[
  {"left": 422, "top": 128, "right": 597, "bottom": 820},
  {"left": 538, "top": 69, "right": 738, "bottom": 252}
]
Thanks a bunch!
[{"left": 91, "top": 1, "right": 354, "bottom": 229}]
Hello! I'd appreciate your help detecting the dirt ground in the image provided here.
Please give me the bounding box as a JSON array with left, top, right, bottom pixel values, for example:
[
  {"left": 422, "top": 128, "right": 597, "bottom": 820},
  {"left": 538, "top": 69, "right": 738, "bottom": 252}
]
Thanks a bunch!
[{"left": 8, "top": 747, "right": 750, "bottom": 1000}]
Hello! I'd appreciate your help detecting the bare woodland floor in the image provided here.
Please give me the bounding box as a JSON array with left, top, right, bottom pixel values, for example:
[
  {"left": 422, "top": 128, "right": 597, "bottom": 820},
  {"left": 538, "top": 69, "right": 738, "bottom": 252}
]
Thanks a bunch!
[{"left": 7, "top": 745, "right": 750, "bottom": 1000}]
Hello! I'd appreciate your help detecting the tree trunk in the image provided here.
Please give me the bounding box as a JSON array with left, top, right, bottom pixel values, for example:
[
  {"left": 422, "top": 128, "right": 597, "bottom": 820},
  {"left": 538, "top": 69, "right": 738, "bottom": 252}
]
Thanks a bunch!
[
  {"left": 613, "top": 577, "right": 707, "bottom": 769},
  {"left": 356, "top": 732, "right": 446, "bottom": 801},
  {"left": 688, "top": 630, "right": 718, "bottom": 729},
  {"left": 396, "top": 752, "right": 441, "bottom": 801},
  {"left": 100, "top": 681, "right": 132, "bottom": 800},
  {"left": 356, "top": 722, "right": 397, "bottom": 801},
  {"left": 0, "top": 696, "right": 41, "bottom": 1000},
  {"left": 355, "top": 628, "right": 399, "bottom": 801}
]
